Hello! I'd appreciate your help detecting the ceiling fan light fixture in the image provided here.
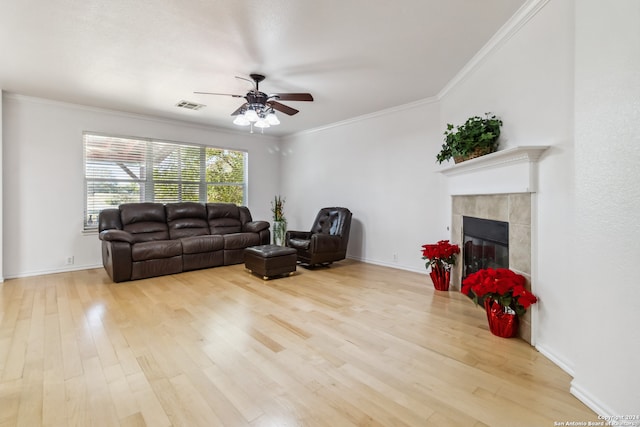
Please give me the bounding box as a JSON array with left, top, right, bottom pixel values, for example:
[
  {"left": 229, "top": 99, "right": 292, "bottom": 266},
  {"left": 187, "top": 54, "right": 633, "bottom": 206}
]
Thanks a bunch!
[
  {"left": 244, "top": 108, "right": 259, "bottom": 122},
  {"left": 266, "top": 112, "right": 280, "bottom": 126},
  {"left": 233, "top": 115, "right": 250, "bottom": 126},
  {"left": 196, "top": 73, "right": 312, "bottom": 133},
  {"left": 254, "top": 118, "right": 270, "bottom": 128}
]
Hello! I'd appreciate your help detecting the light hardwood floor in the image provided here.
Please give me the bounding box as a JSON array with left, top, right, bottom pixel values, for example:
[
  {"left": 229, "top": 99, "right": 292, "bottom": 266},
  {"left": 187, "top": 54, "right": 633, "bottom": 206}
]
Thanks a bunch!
[{"left": 0, "top": 260, "right": 597, "bottom": 426}]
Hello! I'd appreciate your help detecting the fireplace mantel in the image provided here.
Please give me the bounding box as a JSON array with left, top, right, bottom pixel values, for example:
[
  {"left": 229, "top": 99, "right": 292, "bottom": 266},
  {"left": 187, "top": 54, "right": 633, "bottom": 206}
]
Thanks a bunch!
[{"left": 438, "top": 145, "right": 549, "bottom": 195}]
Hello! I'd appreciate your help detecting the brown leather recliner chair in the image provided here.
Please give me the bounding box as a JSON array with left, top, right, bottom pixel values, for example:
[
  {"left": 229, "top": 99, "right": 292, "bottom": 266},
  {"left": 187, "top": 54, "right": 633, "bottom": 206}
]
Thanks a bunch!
[{"left": 285, "top": 207, "right": 352, "bottom": 266}]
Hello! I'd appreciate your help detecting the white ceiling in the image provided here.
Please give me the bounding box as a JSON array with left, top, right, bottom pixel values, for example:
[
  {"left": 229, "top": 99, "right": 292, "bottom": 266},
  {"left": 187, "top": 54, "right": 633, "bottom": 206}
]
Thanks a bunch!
[{"left": 0, "top": 0, "right": 526, "bottom": 137}]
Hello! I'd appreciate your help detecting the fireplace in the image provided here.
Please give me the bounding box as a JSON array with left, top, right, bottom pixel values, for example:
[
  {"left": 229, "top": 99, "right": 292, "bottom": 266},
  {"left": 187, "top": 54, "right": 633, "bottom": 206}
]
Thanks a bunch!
[
  {"left": 451, "top": 193, "right": 533, "bottom": 343},
  {"left": 440, "top": 146, "right": 549, "bottom": 345},
  {"left": 462, "top": 216, "right": 509, "bottom": 279}
]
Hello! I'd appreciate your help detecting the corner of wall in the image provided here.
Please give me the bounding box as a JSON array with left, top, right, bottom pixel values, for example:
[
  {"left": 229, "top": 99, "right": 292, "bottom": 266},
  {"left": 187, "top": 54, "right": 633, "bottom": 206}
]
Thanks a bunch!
[{"left": 0, "top": 89, "right": 4, "bottom": 282}]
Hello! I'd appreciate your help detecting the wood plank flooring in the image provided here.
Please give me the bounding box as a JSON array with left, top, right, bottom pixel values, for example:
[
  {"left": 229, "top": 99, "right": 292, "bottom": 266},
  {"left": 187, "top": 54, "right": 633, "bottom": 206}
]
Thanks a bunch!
[{"left": 0, "top": 260, "right": 597, "bottom": 426}]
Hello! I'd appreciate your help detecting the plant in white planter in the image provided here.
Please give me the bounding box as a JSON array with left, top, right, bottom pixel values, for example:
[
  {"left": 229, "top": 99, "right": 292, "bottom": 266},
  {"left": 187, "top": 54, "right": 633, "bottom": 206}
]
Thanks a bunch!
[{"left": 271, "top": 195, "right": 286, "bottom": 245}]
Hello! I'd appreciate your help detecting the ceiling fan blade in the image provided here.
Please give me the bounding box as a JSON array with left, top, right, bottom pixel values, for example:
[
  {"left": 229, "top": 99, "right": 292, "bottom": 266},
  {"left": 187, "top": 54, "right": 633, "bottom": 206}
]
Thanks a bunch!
[
  {"left": 230, "top": 103, "right": 248, "bottom": 116},
  {"left": 268, "top": 101, "right": 299, "bottom": 116},
  {"left": 194, "top": 91, "right": 244, "bottom": 98},
  {"left": 270, "top": 93, "right": 314, "bottom": 102}
]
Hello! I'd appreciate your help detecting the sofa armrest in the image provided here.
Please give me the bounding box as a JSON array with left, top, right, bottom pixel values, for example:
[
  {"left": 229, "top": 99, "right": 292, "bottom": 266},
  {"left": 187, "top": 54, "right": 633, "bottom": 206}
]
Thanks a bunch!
[
  {"left": 99, "top": 229, "right": 134, "bottom": 244},
  {"left": 311, "top": 234, "right": 342, "bottom": 253},
  {"left": 244, "top": 220, "right": 270, "bottom": 233},
  {"left": 101, "top": 240, "right": 133, "bottom": 282}
]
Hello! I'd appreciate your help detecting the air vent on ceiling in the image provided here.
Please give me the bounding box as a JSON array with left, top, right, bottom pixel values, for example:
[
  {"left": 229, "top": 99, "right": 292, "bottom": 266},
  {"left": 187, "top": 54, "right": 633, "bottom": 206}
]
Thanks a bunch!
[{"left": 176, "top": 100, "right": 206, "bottom": 110}]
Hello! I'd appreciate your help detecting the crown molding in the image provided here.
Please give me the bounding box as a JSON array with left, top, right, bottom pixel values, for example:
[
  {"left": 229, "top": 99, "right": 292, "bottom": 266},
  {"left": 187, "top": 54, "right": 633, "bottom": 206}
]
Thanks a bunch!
[
  {"left": 3, "top": 92, "right": 280, "bottom": 141},
  {"left": 284, "top": 96, "right": 440, "bottom": 140}
]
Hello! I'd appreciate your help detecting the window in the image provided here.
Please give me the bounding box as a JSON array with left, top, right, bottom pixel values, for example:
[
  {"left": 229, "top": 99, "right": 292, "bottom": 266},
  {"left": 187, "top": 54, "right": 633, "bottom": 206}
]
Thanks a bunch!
[{"left": 84, "top": 133, "right": 247, "bottom": 230}]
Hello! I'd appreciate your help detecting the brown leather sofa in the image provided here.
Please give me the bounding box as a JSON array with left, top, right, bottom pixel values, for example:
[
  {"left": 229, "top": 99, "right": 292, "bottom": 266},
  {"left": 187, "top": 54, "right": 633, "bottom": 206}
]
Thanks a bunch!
[
  {"left": 98, "top": 202, "right": 270, "bottom": 282},
  {"left": 285, "top": 207, "right": 352, "bottom": 266}
]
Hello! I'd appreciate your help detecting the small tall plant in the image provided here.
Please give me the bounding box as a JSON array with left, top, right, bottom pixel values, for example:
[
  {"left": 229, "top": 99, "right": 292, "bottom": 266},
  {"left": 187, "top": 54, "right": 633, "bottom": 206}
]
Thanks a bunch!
[
  {"left": 271, "top": 196, "right": 287, "bottom": 245},
  {"left": 271, "top": 195, "right": 286, "bottom": 222}
]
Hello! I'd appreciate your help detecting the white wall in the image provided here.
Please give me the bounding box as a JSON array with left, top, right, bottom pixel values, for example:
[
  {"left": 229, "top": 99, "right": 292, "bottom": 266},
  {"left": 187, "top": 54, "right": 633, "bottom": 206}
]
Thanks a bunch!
[
  {"left": 2, "top": 94, "right": 280, "bottom": 278},
  {"left": 281, "top": 100, "right": 447, "bottom": 272},
  {"left": 573, "top": 0, "right": 640, "bottom": 415}
]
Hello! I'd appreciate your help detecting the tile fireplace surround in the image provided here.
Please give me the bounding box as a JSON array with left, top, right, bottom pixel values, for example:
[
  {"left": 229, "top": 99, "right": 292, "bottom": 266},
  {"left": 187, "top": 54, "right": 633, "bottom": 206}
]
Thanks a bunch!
[
  {"left": 452, "top": 193, "right": 533, "bottom": 342},
  {"left": 439, "top": 146, "right": 549, "bottom": 344}
]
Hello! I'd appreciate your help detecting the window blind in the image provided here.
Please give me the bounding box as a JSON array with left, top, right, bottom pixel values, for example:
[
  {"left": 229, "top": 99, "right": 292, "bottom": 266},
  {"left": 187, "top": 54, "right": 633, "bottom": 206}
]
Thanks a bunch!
[{"left": 84, "top": 133, "right": 247, "bottom": 230}]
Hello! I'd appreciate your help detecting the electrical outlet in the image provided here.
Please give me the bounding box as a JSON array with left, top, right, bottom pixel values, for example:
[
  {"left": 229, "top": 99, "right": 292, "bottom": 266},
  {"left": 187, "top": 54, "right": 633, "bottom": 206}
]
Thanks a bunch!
[{"left": 66, "top": 256, "right": 74, "bottom": 265}]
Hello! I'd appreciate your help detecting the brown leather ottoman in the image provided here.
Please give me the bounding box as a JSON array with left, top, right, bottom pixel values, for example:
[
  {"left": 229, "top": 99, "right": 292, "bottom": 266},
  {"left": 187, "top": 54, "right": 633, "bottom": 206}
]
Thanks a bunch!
[{"left": 244, "top": 244, "right": 297, "bottom": 280}]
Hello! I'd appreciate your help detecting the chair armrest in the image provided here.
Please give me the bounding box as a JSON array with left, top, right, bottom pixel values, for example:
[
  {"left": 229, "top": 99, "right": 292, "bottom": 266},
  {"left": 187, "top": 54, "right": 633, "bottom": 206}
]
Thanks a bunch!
[
  {"left": 244, "top": 220, "right": 270, "bottom": 233},
  {"left": 99, "top": 229, "right": 134, "bottom": 244},
  {"left": 286, "top": 230, "right": 311, "bottom": 240},
  {"left": 310, "top": 234, "right": 342, "bottom": 252}
]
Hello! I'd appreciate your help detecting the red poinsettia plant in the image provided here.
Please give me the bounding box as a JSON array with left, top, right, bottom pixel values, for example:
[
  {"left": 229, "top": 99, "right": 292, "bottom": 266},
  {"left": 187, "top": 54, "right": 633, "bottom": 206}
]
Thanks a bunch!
[
  {"left": 421, "top": 240, "right": 460, "bottom": 271},
  {"left": 461, "top": 268, "right": 538, "bottom": 317}
]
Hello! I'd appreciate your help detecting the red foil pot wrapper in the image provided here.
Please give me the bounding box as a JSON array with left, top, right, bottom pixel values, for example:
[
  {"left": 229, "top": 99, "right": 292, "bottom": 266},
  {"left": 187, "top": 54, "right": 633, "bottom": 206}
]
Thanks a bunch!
[
  {"left": 429, "top": 263, "right": 451, "bottom": 291},
  {"left": 484, "top": 299, "right": 519, "bottom": 338}
]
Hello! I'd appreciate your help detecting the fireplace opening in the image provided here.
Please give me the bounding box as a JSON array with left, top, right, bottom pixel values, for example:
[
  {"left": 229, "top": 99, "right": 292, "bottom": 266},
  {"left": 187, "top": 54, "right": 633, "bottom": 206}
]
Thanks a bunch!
[{"left": 463, "top": 216, "right": 509, "bottom": 279}]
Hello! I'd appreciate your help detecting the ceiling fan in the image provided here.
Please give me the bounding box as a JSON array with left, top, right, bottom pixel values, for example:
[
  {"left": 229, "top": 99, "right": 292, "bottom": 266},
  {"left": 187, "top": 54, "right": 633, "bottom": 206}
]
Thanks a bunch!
[{"left": 194, "top": 73, "right": 313, "bottom": 130}]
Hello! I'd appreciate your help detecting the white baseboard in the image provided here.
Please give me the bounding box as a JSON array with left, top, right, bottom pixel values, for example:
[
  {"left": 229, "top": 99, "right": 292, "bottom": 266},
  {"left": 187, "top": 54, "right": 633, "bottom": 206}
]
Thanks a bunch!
[
  {"left": 533, "top": 342, "right": 615, "bottom": 418},
  {"left": 535, "top": 343, "right": 575, "bottom": 377},
  {"left": 570, "top": 379, "right": 613, "bottom": 418},
  {"left": 346, "top": 255, "right": 426, "bottom": 275},
  {"left": 4, "top": 263, "right": 103, "bottom": 280}
]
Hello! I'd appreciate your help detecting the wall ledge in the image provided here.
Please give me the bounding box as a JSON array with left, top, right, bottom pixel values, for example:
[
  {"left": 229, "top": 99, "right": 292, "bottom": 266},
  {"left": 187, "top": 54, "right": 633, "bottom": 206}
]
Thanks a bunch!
[
  {"left": 438, "top": 145, "right": 550, "bottom": 195},
  {"left": 438, "top": 145, "right": 550, "bottom": 176}
]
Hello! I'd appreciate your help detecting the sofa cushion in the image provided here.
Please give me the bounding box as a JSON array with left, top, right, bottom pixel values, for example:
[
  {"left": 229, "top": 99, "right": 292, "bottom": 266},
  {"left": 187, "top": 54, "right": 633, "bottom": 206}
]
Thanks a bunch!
[
  {"left": 166, "top": 202, "right": 210, "bottom": 239},
  {"left": 98, "top": 208, "right": 123, "bottom": 232},
  {"left": 131, "top": 240, "right": 182, "bottom": 262},
  {"left": 120, "top": 203, "right": 170, "bottom": 242},
  {"left": 223, "top": 233, "right": 260, "bottom": 250},
  {"left": 181, "top": 235, "right": 224, "bottom": 254},
  {"left": 207, "top": 203, "right": 242, "bottom": 234},
  {"left": 238, "top": 206, "right": 253, "bottom": 224},
  {"left": 131, "top": 257, "right": 182, "bottom": 280}
]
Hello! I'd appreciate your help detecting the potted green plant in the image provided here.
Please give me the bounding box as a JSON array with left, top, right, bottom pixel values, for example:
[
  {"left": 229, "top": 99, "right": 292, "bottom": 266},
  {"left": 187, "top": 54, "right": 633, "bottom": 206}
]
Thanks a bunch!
[{"left": 436, "top": 113, "right": 503, "bottom": 164}]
